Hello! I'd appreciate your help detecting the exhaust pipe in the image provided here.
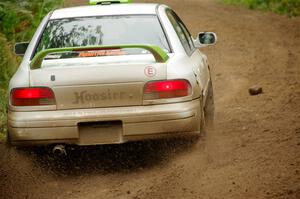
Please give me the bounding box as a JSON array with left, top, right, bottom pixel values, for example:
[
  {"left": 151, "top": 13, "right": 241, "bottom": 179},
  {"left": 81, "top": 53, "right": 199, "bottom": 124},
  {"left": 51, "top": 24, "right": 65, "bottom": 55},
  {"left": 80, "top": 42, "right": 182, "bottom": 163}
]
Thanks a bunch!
[{"left": 52, "top": 145, "right": 67, "bottom": 156}]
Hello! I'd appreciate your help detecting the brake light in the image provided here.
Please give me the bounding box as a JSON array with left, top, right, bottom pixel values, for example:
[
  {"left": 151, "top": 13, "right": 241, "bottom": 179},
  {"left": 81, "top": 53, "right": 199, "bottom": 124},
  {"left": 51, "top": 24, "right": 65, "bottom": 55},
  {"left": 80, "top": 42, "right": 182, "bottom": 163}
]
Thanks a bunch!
[
  {"left": 11, "top": 87, "right": 55, "bottom": 106},
  {"left": 144, "top": 79, "right": 191, "bottom": 100}
]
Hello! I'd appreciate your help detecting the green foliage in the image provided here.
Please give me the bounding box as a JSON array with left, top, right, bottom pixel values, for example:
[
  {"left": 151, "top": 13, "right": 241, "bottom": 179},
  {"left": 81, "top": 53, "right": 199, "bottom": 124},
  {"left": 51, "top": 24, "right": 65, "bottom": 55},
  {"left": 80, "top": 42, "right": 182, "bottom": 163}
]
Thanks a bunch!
[
  {"left": 0, "top": 36, "right": 18, "bottom": 89},
  {"left": 0, "top": 132, "right": 5, "bottom": 142},
  {"left": 0, "top": 86, "right": 8, "bottom": 141},
  {"left": 0, "top": 0, "right": 64, "bottom": 42},
  {"left": 0, "top": 35, "right": 17, "bottom": 140},
  {"left": 0, "top": 0, "right": 64, "bottom": 138},
  {"left": 221, "top": 0, "right": 300, "bottom": 16}
]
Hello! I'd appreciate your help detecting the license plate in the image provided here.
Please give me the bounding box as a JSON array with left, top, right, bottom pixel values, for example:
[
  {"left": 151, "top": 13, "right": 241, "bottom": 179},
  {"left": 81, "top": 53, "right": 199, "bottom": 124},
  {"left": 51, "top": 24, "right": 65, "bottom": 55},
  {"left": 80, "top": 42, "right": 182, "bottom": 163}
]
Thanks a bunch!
[{"left": 78, "top": 121, "right": 123, "bottom": 145}]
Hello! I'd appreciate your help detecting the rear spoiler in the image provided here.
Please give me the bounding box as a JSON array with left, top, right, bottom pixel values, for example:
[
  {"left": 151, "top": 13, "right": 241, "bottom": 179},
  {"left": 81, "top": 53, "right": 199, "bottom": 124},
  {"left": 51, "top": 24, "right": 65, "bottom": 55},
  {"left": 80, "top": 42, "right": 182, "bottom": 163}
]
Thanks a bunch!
[{"left": 30, "top": 45, "right": 169, "bottom": 69}]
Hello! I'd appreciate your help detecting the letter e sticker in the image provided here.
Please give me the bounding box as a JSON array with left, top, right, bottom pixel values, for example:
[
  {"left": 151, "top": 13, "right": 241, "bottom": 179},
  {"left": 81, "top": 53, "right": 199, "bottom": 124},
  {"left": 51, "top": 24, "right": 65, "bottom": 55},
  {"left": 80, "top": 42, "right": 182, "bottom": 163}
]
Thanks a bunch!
[{"left": 144, "top": 66, "right": 156, "bottom": 77}]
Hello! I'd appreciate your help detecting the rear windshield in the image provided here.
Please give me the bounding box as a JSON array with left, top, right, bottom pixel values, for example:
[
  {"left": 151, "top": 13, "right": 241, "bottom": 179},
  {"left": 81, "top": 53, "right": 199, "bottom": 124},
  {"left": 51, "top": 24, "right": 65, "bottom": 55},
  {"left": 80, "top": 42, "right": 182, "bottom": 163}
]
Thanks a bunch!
[{"left": 35, "top": 15, "right": 170, "bottom": 58}]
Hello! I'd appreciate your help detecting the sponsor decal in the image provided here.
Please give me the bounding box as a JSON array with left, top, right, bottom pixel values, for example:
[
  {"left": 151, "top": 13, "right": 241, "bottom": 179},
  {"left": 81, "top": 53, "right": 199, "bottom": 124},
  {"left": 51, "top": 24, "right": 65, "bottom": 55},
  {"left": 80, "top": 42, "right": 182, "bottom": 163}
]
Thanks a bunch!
[
  {"left": 144, "top": 66, "right": 156, "bottom": 77},
  {"left": 72, "top": 90, "right": 133, "bottom": 104},
  {"left": 78, "top": 49, "right": 125, "bottom": 57}
]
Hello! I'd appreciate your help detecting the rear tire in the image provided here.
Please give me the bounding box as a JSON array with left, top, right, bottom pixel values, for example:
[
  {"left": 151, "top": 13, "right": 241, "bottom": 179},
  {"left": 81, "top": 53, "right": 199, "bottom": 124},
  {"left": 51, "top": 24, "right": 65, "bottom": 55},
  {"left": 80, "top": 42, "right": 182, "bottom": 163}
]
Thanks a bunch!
[
  {"left": 5, "top": 130, "right": 12, "bottom": 148},
  {"left": 200, "top": 80, "right": 215, "bottom": 136},
  {"left": 204, "top": 80, "right": 215, "bottom": 126}
]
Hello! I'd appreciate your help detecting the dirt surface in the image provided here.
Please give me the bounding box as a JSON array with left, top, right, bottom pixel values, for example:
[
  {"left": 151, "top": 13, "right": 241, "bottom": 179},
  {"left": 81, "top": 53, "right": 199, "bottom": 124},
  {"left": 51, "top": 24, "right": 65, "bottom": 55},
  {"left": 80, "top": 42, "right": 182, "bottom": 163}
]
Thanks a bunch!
[{"left": 1, "top": 0, "right": 300, "bottom": 198}]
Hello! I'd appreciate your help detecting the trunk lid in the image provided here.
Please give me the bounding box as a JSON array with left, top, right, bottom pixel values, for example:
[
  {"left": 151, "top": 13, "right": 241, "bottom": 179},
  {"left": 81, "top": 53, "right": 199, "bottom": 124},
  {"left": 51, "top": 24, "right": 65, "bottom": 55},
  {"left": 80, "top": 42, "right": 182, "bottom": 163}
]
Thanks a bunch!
[{"left": 29, "top": 55, "right": 167, "bottom": 110}]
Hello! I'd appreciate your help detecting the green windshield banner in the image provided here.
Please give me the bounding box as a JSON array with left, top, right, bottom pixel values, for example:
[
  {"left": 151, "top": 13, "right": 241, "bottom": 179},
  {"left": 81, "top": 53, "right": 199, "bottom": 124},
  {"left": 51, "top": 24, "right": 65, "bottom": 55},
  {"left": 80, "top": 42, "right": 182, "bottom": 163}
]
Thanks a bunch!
[{"left": 89, "top": 0, "right": 133, "bottom": 5}]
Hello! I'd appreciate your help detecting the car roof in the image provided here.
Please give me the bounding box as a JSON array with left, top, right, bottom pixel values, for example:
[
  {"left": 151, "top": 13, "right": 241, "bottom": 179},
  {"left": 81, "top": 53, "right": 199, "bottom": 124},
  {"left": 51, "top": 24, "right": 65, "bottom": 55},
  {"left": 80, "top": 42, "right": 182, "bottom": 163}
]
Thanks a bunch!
[{"left": 50, "top": 3, "right": 160, "bottom": 19}]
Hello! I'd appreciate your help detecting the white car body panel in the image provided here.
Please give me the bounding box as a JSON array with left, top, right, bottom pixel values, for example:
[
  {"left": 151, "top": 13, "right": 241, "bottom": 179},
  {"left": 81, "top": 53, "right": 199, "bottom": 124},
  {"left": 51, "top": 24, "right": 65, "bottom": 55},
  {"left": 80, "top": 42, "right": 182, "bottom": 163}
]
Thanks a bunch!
[{"left": 50, "top": 4, "right": 158, "bottom": 19}]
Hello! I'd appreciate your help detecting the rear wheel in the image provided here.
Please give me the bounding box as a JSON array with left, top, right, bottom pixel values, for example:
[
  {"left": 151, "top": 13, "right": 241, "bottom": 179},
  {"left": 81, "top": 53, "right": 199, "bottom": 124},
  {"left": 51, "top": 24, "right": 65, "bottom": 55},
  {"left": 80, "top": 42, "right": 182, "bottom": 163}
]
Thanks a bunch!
[
  {"left": 5, "top": 130, "right": 12, "bottom": 147},
  {"left": 204, "top": 80, "right": 215, "bottom": 125},
  {"left": 200, "top": 80, "right": 215, "bottom": 136}
]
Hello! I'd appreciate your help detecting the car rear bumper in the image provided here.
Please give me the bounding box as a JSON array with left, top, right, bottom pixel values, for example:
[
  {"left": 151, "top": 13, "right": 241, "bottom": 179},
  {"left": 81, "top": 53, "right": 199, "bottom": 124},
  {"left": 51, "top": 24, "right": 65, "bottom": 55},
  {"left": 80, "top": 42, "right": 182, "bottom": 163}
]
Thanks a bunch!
[{"left": 8, "top": 99, "right": 201, "bottom": 146}]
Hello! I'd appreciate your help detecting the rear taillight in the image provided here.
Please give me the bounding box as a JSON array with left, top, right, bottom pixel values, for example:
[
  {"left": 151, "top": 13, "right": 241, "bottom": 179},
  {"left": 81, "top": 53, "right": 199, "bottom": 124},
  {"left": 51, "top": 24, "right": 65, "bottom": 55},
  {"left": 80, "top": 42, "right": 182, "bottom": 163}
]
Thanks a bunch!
[
  {"left": 11, "top": 87, "right": 55, "bottom": 106},
  {"left": 144, "top": 79, "right": 191, "bottom": 100}
]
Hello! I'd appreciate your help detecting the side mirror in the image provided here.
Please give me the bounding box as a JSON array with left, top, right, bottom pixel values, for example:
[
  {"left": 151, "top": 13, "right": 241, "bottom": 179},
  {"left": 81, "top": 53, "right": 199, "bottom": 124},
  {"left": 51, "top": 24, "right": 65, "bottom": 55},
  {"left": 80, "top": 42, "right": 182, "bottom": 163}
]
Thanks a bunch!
[
  {"left": 14, "top": 42, "right": 29, "bottom": 56},
  {"left": 194, "top": 32, "right": 217, "bottom": 48}
]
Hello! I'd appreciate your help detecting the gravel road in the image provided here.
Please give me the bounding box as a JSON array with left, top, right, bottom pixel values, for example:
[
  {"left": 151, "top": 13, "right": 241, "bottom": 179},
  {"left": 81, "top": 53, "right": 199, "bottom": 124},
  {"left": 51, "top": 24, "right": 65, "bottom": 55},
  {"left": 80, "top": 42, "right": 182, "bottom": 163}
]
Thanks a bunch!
[{"left": 1, "top": 0, "right": 299, "bottom": 198}]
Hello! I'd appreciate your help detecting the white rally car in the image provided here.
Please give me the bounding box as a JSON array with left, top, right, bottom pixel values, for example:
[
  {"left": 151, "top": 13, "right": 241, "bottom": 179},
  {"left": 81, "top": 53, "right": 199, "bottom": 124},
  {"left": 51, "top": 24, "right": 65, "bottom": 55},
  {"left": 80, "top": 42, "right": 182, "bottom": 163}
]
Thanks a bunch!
[{"left": 8, "top": 0, "right": 217, "bottom": 150}]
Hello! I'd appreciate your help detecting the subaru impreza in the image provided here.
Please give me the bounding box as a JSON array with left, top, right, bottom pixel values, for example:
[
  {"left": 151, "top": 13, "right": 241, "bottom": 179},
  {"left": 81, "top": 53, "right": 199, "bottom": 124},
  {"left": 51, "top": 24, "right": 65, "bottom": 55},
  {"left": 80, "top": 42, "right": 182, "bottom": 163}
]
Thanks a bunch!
[{"left": 8, "top": 0, "right": 217, "bottom": 147}]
